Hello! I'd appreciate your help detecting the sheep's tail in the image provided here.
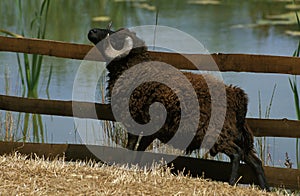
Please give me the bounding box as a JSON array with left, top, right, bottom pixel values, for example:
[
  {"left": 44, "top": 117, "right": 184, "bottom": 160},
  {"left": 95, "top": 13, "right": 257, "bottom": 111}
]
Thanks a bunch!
[{"left": 233, "top": 86, "right": 254, "bottom": 154}]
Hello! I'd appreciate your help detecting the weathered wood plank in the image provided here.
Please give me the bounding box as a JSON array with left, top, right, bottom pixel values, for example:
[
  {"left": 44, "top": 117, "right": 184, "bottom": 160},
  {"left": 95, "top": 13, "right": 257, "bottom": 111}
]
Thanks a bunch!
[
  {"left": 0, "top": 94, "right": 299, "bottom": 138},
  {"left": 151, "top": 51, "right": 300, "bottom": 75},
  {"left": 0, "top": 94, "right": 114, "bottom": 121},
  {"left": 0, "top": 36, "right": 95, "bottom": 60},
  {"left": 248, "top": 118, "right": 300, "bottom": 138},
  {"left": 1, "top": 36, "right": 300, "bottom": 75},
  {"left": 0, "top": 141, "right": 298, "bottom": 190}
]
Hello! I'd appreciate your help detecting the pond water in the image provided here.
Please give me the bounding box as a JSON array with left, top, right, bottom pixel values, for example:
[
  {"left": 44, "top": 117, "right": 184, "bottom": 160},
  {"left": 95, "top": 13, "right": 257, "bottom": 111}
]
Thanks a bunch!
[{"left": 0, "top": 0, "right": 300, "bottom": 167}]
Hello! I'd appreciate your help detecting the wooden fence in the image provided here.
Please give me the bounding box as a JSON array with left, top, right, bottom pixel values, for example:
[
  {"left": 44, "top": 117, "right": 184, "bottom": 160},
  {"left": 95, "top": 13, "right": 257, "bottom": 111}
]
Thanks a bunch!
[{"left": 0, "top": 35, "right": 300, "bottom": 189}]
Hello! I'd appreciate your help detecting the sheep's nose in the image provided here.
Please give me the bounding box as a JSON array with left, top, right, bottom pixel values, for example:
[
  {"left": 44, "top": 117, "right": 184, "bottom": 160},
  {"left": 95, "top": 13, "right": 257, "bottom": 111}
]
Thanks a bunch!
[{"left": 90, "top": 29, "right": 98, "bottom": 34}]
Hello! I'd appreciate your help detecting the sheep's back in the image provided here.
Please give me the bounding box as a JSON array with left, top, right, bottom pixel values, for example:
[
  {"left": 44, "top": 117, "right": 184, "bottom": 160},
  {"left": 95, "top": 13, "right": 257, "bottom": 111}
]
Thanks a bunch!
[{"left": 111, "top": 67, "right": 249, "bottom": 152}]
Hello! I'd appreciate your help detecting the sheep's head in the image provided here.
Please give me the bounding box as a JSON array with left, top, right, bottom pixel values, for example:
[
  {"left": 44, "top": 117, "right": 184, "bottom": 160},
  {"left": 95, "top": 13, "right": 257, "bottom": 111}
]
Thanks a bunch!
[{"left": 88, "top": 27, "right": 146, "bottom": 61}]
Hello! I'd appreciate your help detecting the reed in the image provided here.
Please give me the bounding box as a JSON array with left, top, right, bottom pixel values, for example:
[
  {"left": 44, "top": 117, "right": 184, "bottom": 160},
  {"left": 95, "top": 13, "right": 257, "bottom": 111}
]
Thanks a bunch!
[
  {"left": 257, "top": 84, "right": 276, "bottom": 166},
  {"left": 18, "top": 0, "right": 51, "bottom": 143},
  {"left": 0, "top": 67, "right": 29, "bottom": 142},
  {"left": 0, "top": 69, "right": 14, "bottom": 141},
  {"left": 16, "top": 0, "right": 50, "bottom": 97},
  {"left": 289, "top": 76, "right": 300, "bottom": 169},
  {"left": 98, "top": 69, "right": 127, "bottom": 147},
  {"left": 0, "top": 0, "right": 51, "bottom": 142},
  {"left": 289, "top": 0, "right": 300, "bottom": 169}
]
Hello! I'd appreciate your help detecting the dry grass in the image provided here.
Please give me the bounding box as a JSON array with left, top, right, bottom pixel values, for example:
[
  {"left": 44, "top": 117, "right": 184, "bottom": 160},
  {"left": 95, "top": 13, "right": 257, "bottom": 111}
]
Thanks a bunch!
[{"left": 0, "top": 153, "right": 288, "bottom": 195}]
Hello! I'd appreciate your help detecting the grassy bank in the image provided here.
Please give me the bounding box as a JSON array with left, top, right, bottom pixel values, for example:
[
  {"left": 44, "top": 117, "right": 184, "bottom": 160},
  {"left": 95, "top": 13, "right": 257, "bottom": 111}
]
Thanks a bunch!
[{"left": 0, "top": 153, "right": 286, "bottom": 195}]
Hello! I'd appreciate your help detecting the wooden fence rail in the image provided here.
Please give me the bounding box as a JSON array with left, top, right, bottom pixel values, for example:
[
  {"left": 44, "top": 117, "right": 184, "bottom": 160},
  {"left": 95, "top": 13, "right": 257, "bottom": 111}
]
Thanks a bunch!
[
  {"left": 1, "top": 35, "right": 300, "bottom": 190},
  {"left": 1, "top": 36, "right": 300, "bottom": 75},
  {"left": 0, "top": 94, "right": 300, "bottom": 138},
  {"left": 1, "top": 36, "right": 300, "bottom": 138},
  {"left": 0, "top": 141, "right": 298, "bottom": 190}
]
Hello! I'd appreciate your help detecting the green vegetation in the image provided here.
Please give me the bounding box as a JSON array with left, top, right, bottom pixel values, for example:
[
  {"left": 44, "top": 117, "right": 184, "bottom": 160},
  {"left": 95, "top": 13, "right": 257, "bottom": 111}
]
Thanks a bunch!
[
  {"left": 289, "top": 0, "right": 300, "bottom": 169},
  {"left": 98, "top": 70, "right": 127, "bottom": 147},
  {"left": 0, "top": 69, "right": 15, "bottom": 141},
  {"left": 0, "top": 0, "right": 51, "bottom": 142},
  {"left": 289, "top": 76, "right": 300, "bottom": 169},
  {"left": 99, "top": 72, "right": 126, "bottom": 147},
  {"left": 16, "top": 0, "right": 51, "bottom": 97},
  {"left": 17, "top": 0, "right": 51, "bottom": 142},
  {"left": 257, "top": 85, "right": 276, "bottom": 166}
]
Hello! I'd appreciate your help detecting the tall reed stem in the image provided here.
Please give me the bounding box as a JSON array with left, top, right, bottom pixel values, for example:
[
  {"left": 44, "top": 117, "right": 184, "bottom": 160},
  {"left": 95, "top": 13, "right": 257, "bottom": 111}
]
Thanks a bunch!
[{"left": 290, "top": 0, "right": 300, "bottom": 169}]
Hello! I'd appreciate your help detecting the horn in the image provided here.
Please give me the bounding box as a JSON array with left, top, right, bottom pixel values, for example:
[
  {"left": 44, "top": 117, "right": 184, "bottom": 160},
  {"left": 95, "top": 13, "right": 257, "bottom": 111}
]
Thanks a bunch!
[
  {"left": 104, "top": 34, "right": 133, "bottom": 60},
  {"left": 107, "top": 21, "right": 112, "bottom": 30}
]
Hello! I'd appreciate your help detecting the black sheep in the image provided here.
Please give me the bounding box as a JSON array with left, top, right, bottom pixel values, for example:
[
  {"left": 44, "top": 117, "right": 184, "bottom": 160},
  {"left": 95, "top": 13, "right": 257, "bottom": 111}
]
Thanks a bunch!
[{"left": 88, "top": 27, "right": 270, "bottom": 191}]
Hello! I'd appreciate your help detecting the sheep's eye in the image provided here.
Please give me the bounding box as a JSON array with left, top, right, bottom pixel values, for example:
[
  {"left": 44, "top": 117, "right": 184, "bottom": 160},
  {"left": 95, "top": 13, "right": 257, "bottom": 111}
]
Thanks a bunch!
[{"left": 91, "top": 29, "right": 98, "bottom": 33}]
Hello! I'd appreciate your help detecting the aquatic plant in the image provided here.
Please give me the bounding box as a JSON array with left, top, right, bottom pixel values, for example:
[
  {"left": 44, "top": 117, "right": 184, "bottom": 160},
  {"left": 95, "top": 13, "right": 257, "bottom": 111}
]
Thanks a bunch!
[
  {"left": 98, "top": 69, "right": 127, "bottom": 147},
  {"left": 256, "top": 84, "right": 276, "bottom": 166},
  {"left": 0, "top": 0, "right": 51, "bottom": 142},
  {"left": 0, "top": 69, "right": 15, "bottom": 142},
  {"left": 289, "top": 0, "right": 300, "bottom": 169},
  {"left": 16, "top": 0, "right": 50, "bottom": 97},
  {"left": 18, "top": 0, "right": 51, "bottom": 142}
]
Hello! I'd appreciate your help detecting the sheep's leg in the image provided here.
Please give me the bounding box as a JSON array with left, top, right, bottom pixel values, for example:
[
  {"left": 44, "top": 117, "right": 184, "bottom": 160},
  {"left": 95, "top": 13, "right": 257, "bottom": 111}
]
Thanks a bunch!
[
  {"left": 127, "top": 135, "right": 155, "bottom": 166},
  {"left": 224, "top": 142, "right": 243, "bottom": 186},
  {"left": 244, "top": 151, "right": 270, "bottom": 191},
  {"left": 126, "top": 133, "right": 139, "bottom": 150},
  {"left": 137, "top": 135, "right": 156, "bottom": 151},
  {"left": 228, "top": 153, "right": 241, "bottom": 185}
]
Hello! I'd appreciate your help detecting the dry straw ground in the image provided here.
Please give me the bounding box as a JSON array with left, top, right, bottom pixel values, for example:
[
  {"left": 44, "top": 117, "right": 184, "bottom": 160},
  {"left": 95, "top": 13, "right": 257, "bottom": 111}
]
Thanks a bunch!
[{"left": 0, "top": 153, "right": 290, "bottom": 195}]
